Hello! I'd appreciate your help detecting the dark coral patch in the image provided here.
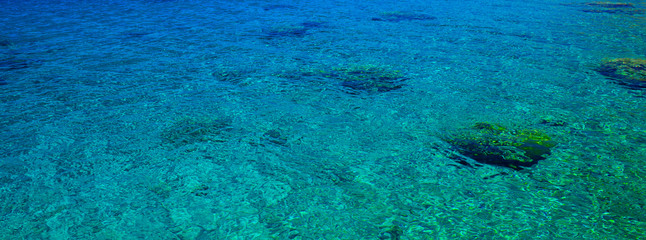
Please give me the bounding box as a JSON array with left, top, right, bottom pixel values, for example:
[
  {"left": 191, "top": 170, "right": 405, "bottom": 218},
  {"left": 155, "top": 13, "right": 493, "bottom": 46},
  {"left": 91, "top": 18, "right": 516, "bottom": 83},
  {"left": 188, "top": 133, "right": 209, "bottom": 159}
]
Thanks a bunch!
[
  {"left": 444, "top": 122, "right": 557, "bottom": 170},
  {"left": 596, "top": 58, "right": 646, "bottom": 89}
]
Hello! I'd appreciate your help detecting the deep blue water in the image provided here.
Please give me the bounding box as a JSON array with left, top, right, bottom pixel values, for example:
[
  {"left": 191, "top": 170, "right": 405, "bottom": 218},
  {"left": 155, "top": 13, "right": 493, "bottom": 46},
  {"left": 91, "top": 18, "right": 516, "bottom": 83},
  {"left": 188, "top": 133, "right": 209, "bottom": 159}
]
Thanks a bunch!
[{"left": 1, "top": 0, "right": 646, "bottom": 239}]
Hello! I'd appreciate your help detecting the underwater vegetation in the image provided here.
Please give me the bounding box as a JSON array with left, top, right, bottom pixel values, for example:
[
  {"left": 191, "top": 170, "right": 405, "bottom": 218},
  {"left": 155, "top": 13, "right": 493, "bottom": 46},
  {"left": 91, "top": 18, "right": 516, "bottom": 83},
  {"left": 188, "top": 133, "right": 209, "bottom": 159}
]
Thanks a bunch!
[
  {"left": 323, "top": 65, "right": 408, "bottom": 94},
  {"left": 161, "top": 116, "right": 232, "bottom": 146},
  {"left": 539, "top": 118, "right": 568, "bottom": 127},
  {"left": 596, "top": 58, "right": 646, "bottom": 89},
  {"left": 444, "top": 122, "right": 557, "bottom": 170},
  {"left": 371, "top": 11, "right": 437, "bottom": 22},
  {"left": 577, "top": 1, "right": 646, "bottom": 14}
]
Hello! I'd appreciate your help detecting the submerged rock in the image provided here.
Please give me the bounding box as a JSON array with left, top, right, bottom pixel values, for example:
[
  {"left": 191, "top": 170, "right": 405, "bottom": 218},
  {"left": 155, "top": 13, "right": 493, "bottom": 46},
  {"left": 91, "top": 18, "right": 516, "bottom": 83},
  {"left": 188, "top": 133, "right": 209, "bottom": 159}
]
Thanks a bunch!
[
  {"left": 444, "top": 122, "right": 557, "bottom": 170},
  {"left": 324, "top": 65, "right": 407, "bottom": 94},
  {"left": 584, "top": 2, "right": 634, "bottom": 8},
  {"left": 262, "top": 25, "right": 309, "bottom": 39},
  {"left": 273, "top": 64, "right": 408, "bottom": 94},
  {"left": 262, "top": 129, "right": 288, "bottom": 146},
  {"left": 596, "top": 58, "right": 646, "bottom": 89},
  {"left": 579, "top": 2, "right": 645, "bottom": 14}
]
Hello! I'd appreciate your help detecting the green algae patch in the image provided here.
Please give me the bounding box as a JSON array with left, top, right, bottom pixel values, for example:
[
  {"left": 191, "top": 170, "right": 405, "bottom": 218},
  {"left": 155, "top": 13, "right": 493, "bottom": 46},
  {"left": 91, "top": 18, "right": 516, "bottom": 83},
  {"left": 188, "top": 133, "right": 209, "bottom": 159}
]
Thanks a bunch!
[
  {"left": 445, "top": 122, "right": 557, "bottom": 170},
  {"left": 597, "top": 58, "right": 646, "bottom": 89},
  {"left": 472, "top": 122, "right": 507, "bottom": 134}
]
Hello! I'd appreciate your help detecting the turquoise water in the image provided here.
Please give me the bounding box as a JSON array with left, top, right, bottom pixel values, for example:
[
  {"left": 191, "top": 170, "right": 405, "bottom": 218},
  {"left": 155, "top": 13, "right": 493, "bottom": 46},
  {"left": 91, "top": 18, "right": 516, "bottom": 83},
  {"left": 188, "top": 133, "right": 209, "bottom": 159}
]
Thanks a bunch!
[{"left": 1, "top": 0, "right": 645, "bottom": 239}]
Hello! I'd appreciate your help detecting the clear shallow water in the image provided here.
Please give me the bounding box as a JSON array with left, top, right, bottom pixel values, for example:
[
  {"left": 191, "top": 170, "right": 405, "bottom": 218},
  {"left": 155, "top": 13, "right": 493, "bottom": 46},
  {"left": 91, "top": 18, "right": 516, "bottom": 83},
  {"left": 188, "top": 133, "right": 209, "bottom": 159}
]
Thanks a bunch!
[{"left": 1, "top": 0, "right": 645, "bottom": 239}]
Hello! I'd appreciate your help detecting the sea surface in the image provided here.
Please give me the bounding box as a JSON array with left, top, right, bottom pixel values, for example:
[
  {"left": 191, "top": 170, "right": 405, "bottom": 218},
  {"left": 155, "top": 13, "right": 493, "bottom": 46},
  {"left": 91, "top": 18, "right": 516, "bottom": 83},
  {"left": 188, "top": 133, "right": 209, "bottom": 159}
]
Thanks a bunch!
[{"left": 1, "top": 0, "right": 645, "bottom": 239}]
